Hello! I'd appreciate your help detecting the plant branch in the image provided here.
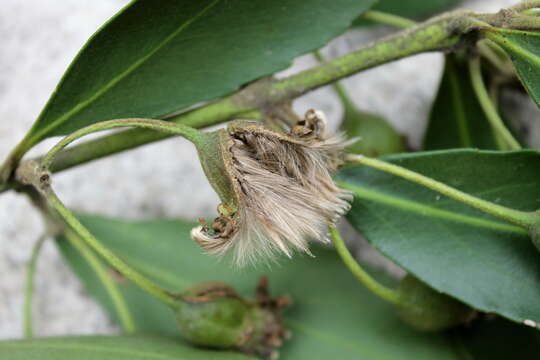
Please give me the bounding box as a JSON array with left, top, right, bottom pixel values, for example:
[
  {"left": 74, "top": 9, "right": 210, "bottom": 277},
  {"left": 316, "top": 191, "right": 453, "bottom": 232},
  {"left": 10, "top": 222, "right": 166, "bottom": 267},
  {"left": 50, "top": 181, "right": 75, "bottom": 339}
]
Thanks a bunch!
[
  {"left": 63, "top": 229, "right": 136, "bottom": 333},
  {"left": 273, "top": 12, "right": 470, "bottom": 99},
  {"left": 312, "top": 51, "right": 356, "bottom": 112},
  {"left": 329, "top": 226, "right": 402, "bottom": 306},
  {"left": 23, "top": 235, "right": 46, "bottom": 339},
  {"left": 345, "top": 154, "right": 538, "bottom": 229},
  {"left": 361, "top": 9, "right": 516, "bottom": 79},
  {"left": 476, "top": 7, "right": 540, "bottom": 30},
  {"left": 510, "top": 0, "right": 540, "bottom": 13},
  {"left": 468, "top": 56, "right": 521, "bottom": 150},
  {"left": 523, "top": 8, "right": 540, "bottom": 16}
]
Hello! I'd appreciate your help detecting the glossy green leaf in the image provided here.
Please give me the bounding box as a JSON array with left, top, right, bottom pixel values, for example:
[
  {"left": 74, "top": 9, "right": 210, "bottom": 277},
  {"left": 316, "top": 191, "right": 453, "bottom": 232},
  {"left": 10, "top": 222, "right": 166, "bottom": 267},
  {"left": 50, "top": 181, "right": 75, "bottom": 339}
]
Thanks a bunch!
[
  {"left": 488, "top": 29, "right": 540, "bottom": 109},
  {"left": 57, "top": 215, "right": 461, "bottom": 359},
  {"left": 0, "top": 335, "right": 253, "bottom": 360},
  {"left": 22, "top": 0, "right": 376, "bottom": 149},
  {"left": 354, "top": 0, "right": 461, "bottom": 26},
  {"left": 423, "top": 55, "right": 498, "bottom": 150},
  {"left": 338, "top": 149, "right": 540, "bottom": 326}
]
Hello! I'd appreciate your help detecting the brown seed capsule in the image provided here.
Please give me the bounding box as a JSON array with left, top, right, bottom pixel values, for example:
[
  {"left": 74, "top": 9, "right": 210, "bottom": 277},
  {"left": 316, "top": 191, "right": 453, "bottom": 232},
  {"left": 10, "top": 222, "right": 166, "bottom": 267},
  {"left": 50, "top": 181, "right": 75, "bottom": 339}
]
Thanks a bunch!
[{"left": 191, "top": 110, "right": 351, "bottom": 265}]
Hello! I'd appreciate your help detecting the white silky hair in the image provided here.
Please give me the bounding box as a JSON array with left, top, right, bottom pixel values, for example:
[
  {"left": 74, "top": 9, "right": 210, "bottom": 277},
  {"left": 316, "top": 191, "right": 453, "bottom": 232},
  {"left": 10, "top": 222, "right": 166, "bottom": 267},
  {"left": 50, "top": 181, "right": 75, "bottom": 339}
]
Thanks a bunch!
[{"left": 192, "top": 110, "right": 352, "bottom": 266}]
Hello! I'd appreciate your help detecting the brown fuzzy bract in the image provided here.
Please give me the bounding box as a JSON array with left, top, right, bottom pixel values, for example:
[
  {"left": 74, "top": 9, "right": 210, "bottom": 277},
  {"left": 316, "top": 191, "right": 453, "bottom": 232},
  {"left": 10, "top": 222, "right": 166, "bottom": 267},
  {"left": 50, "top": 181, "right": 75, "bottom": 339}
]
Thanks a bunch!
[{"left": 191, "top": 110, "right": 351, "bottom": 265}]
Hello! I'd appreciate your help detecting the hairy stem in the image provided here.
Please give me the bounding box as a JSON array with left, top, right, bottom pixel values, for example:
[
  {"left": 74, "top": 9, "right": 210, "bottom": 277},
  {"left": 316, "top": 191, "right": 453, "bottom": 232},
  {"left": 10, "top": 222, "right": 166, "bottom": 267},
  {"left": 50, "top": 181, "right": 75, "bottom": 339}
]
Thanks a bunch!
[
  {"left": 468, "top": 56, "right": 521, "bottom": 150},
  {"left": 345, "top": 154, "right": 538, "bottom": 229},
  {"left": 63, "top": 229, "right": 136, "bottom": 333},
  {"left": 43, "top": 186, "right": 179, "bottom": 309},
  {"left": 329, "top": 226, "right": 402, "bottom": 306},
  {"left": 23, "top": 235, "right": 46, "bottom": 338}
]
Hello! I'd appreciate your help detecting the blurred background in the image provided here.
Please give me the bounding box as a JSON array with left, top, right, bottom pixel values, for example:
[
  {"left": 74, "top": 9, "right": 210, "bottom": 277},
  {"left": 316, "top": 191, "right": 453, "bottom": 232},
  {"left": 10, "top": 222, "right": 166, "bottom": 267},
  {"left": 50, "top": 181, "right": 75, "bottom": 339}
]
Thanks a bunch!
[{"left": 0, "top": 0, "right": 536, "bottom": 338}]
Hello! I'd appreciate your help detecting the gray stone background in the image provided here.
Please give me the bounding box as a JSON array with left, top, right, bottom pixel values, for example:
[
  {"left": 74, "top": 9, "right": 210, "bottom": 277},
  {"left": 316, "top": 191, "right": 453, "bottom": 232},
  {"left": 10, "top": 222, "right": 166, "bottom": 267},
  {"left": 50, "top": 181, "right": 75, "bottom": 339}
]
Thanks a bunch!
[{"left": 1, "top": 0, "right": 537, "bottom": 339}]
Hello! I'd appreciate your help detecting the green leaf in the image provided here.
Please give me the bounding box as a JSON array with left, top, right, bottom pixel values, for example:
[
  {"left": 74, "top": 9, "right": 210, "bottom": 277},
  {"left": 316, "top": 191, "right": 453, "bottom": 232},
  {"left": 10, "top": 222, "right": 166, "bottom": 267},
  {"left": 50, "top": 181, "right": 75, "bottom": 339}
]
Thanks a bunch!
[
  {"left": 22, "top": 0, "right": 376, "bottom": 149},
  {"left": 57, "top": 215, "right": 460, "bottom": 359},
  {"left": 487, "top": 29, "right": 540, "bottom": 109},
  {"left": 342, "top": 107, "right": 405, "bottom": 156},
  {"left": 354, "top": 0, "right": 461, "bottom": 26},
  {"left": 0, "top": 335, "right": 253, "bottom": 360},
  {"left": 423, "top": 55, "right": 498, "bottom": 150},
  {"left": 337, "top": 149, "right": 540, "bottom": 326}
]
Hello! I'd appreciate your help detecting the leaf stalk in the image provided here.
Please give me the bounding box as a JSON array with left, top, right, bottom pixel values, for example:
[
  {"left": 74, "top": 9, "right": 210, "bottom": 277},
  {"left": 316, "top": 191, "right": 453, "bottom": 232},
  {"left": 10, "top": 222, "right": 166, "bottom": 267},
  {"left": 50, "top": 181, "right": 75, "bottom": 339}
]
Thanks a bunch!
[
  {"left": 468, "top": 56, "right": 521, "bottom": 150},
  {"left": 329, "top": 226, "right": 402, "bottom": 306}
]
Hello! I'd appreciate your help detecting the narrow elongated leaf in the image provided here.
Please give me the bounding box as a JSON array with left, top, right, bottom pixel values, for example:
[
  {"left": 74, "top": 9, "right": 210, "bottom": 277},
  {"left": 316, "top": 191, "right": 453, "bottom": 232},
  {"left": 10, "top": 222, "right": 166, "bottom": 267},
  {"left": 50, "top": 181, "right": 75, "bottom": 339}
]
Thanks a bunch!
[
  {"left": 487, "top": 29, "right": 540, "bottom": 108},
  {"left": 23, "top": 0, "right": 375, "bottom": 148},
  {"left": 338, "top": 149, "right": 540, "bottom": 326},
  {"left": 0, "top": 335, "right": 252, "bottom": 360},
  {"left": 57, "top": 216, "right": 459, "bottom": 360},
  {"left": 423, "top": 55, "right": 498, "bottom": 150}
]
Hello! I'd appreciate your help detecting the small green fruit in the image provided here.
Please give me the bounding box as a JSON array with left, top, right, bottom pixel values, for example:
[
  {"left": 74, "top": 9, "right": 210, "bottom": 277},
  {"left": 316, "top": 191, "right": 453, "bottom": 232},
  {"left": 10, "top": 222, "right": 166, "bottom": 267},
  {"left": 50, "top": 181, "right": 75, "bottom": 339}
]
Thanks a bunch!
[
  {"left": 395, "top": 275, "right": 475, "bottom": 331},
  {"left": 175, "top": 278, "right": 289, "bottom": 358}
]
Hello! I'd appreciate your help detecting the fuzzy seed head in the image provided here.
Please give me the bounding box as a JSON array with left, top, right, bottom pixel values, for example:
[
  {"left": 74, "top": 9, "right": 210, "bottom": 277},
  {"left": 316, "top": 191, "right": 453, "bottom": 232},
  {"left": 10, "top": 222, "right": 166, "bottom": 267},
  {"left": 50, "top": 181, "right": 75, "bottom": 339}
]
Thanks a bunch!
[{"left": 191, "top": 110, "right": 352, "bottom": 265}]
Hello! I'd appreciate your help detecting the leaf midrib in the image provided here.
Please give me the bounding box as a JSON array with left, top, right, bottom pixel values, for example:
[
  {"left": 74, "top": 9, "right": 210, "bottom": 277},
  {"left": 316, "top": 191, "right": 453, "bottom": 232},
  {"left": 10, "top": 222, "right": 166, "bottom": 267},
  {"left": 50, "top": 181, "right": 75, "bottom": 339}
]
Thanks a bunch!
[
  {"left": 338, "top": 181, "right": 526, "bottom": 234},
  {"left": 30, "top": 0, "right": 221, "bottom": 143}
]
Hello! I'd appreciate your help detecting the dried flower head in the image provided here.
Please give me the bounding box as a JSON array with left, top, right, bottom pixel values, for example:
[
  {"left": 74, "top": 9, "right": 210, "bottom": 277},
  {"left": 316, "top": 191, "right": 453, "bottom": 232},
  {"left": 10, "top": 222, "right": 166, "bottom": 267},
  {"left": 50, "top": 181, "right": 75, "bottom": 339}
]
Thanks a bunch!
[{"left": 191, "top": 109, "right": 351, "bottom": 265}]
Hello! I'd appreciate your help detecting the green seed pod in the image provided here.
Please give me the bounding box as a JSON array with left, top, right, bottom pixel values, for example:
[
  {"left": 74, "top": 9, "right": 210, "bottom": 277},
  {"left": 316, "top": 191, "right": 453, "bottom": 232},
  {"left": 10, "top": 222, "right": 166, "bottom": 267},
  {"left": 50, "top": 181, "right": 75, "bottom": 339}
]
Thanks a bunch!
[
  {"left": 395, "top": 275, "right": 475, "bottom": 332},
  {"left": 191, "top": 110, "right": 351, "bottom": 265},
  {"left": 175, "top": 278, "right": 289, "bottom": 358}
]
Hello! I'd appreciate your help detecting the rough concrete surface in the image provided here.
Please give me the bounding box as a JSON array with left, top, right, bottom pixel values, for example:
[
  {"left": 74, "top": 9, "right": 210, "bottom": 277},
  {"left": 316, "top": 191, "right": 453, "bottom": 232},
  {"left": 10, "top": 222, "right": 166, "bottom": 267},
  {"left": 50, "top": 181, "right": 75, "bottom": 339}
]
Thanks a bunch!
[{"left": 0, "top": 0, "right": 536, "bottom": 339}]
